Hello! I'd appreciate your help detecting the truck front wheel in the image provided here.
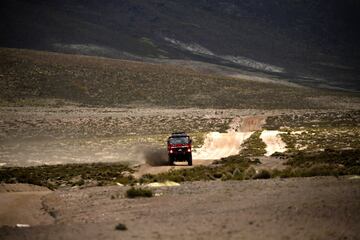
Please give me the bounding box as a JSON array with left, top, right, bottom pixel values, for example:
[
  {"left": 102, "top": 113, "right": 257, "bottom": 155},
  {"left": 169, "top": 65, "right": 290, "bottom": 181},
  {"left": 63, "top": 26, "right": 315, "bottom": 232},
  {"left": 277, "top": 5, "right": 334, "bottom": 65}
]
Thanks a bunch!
[{"left": 187, "top": 155, "right": 193, "bottom": 166}]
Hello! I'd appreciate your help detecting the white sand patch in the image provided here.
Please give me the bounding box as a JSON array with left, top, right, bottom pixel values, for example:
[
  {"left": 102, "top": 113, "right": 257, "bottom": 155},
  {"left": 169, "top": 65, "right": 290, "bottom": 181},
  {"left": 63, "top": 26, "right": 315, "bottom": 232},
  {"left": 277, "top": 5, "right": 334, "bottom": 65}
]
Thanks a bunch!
[
  {"left": 146, "top": 181, "right": 180, "bottom": 187},
  {"left": 193, "top": 131, "right": 253, "bottom": 160},
  {"left": 260, "top": 130, "right": 287, "bottom": 156}
]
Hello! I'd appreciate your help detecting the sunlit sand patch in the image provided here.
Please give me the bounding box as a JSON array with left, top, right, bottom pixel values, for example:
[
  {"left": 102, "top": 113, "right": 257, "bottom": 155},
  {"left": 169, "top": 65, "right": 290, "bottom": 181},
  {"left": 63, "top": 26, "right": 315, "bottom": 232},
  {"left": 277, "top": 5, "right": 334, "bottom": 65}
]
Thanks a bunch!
[
  {"left": 260, "top": 130, "right": 287, "bottom": 156},
  {"left": 146, "top": 181, "right": 180, "bottom": 187}
]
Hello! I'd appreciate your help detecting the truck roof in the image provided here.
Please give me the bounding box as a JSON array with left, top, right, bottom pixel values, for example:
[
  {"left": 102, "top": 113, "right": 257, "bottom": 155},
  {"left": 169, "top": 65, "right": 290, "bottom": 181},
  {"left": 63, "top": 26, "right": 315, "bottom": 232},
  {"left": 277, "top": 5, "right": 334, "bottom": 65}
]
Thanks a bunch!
[{"left": 169, "top": 132, "right": 189, "bottom": 138}]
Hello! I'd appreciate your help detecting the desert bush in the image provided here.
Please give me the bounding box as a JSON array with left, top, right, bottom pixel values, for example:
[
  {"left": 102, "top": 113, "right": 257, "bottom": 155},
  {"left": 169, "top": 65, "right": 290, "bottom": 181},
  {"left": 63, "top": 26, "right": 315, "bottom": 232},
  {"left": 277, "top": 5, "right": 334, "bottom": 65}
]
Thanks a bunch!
[
  {"left": 115, "top": 223, "right": 127, "bottom": 231},
  {"left": 126, "top": 187, "right": 153, "bottom": 198},
  {"left": 231, "top": 168, "right": 244, "bottom": 180},
  {"left": 139, "top": 174, "right": 157, "bottom": 184},
  {"left": 253, "top": 169, "right": 271, "bottom": 179},
  {"left": 0, "top": 163, "right": 134, "bottom": 189},
  {"left": 243, "top": 167, "right": 256, "bottom": 180},
  {"left": 286, "top": 149, "right": 360, "bottom": 168}
]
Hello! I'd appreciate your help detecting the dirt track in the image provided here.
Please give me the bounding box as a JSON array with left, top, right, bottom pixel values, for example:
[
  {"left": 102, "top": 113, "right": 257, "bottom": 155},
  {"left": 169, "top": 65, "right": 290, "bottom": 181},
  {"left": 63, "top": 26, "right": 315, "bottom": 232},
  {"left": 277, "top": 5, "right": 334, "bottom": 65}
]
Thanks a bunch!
[
  {"left": 133, "top": 160, "right": 214, "bottom": 178},
  {"left": 1, "top": 177, "right": 359, "bottom": 240}
]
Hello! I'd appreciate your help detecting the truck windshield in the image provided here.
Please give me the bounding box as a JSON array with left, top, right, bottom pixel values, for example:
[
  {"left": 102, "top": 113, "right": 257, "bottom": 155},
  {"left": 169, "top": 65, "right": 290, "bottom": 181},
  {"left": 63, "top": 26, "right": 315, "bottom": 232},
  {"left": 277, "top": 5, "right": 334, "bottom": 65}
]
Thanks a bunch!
[{"left": 169, "top": 137, "right": 189, "bottom": 145}]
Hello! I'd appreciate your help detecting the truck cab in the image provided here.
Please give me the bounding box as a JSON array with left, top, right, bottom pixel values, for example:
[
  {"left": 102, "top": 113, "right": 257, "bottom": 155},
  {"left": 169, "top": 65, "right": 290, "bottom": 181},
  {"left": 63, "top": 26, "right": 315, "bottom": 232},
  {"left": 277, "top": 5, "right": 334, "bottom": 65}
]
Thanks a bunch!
[{"left": 167, "top": 132, "right": 192, "bottom": 166}]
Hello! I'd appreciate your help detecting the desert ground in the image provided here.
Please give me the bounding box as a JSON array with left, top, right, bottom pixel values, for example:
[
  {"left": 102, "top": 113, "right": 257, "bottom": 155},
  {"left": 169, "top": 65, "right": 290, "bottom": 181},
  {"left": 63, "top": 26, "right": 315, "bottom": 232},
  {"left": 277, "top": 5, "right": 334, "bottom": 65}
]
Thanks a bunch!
[
  {"left": 1, "top": 106, "right": 360, "bottom": 239},
  {"left": 1, "top": 177, "right": 359, "bottom": 240}
]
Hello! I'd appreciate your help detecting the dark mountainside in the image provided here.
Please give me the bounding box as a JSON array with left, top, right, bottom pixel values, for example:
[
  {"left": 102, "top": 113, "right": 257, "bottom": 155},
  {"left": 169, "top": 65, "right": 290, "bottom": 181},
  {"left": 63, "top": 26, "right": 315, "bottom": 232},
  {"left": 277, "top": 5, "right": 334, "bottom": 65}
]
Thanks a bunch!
[{"left": 1, "top": 0, "right": 360, "bottom": 90}]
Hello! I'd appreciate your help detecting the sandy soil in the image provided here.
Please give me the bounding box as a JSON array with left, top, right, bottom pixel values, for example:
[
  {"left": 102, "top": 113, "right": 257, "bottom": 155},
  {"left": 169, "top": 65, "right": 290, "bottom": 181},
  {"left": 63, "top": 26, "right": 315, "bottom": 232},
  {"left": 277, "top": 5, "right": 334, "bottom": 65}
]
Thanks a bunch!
[
  {"left": 193, "top": 132, "right": 253, "bottom": 160},
  {"left": 0, "top": 177, "right": 359, "bottom": 240},
  {"left": 0, "top": 184, "right": 53, "bottom": 227},
  {"left": 260, "top": 130, "right": 287, "bottom": 156}
]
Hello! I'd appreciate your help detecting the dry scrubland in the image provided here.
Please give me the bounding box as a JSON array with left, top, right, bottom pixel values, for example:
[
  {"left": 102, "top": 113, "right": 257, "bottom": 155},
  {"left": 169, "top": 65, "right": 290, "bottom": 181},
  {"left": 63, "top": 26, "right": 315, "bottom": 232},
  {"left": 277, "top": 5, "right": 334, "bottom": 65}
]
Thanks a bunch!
[
  {"left": 1, "top": 109, "right": 359, "bottom": 188},
  {"left": 1, "top": 48, "right": 360, "bottom": 109}
]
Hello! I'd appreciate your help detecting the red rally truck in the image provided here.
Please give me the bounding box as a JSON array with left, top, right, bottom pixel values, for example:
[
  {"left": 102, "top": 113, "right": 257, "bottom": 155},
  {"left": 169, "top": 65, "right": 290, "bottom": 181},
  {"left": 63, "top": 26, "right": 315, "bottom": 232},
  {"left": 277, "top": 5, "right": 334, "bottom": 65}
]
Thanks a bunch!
[{"left": 167, "top": 132, "right": 192, "bottom": 166}]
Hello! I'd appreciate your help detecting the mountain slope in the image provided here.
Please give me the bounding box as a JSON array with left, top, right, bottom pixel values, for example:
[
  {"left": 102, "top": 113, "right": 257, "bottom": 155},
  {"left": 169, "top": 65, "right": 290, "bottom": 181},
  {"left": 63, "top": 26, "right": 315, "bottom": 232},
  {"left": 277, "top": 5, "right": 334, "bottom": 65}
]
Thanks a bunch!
[
  {"left": 1, "top": 48, "right": 359, "bottom": 109},
  {"left": 1, "top": 0, "right": 360, "bottom": 90}
]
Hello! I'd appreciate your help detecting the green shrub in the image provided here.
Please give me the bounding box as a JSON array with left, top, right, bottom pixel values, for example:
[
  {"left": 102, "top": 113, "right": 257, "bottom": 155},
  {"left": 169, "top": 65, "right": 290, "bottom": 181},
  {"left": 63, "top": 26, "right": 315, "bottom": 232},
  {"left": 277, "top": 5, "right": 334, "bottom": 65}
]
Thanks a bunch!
[
  {"left": 139, "top": 174, "right": 156, "bottom": 184},
  {"left": 286, "top": 149, "right": 360, "bottom": 168},
  {"left": 231, "top": 168, "right": 244, "bottom": 180},
  {"left": 244, "top": 167, "right": 256, "bottom": 179},
  {"left": 126, "top": 187, "right": 153, "bottom": 198}
]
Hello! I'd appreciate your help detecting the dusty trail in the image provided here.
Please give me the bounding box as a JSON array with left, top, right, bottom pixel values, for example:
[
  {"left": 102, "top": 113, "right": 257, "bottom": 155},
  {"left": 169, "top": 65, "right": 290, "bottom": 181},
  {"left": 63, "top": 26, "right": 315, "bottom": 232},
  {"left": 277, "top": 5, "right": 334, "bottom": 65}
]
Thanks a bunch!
[
  {"left": 136, "top": 115, "right": 266, "bottom": 177},
  {"left": 192, "top": 131, "right": 253, "bottom": 160},
  {"left": 132, "top": 160, "right": 214, "bottom": 178},
  {"left": 133, "top": 116, "right": 266, "bottom": 178}
]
